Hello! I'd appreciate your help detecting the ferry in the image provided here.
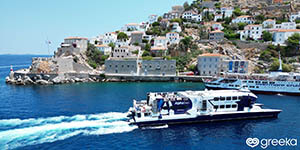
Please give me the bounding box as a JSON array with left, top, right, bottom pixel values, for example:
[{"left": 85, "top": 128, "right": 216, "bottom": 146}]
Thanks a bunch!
[
  {"left": 205, "top": 54, "right": 300, "bottom": 95},
  {"left": 127, "top": 89, "right": 281, "bottom": 127}
]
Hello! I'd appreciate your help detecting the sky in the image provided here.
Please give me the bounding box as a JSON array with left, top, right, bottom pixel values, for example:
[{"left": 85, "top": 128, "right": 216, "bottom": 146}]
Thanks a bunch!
[{"left": 0, "top": 0, "right": 193, "bottom": 55}]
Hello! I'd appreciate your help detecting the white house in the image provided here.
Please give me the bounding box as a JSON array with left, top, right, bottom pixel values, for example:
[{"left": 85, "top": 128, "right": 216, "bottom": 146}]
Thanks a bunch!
[
  {"left": 153, "top": 36, "right": 168, "bottom": 48},
  {"left": 202, "top": 8, "right": 215, "bottom": 15},
  {"left": 96, "top": 44, "right": 112, "bottom": 55},
  {"left": 111, "top": 45, "right": 141, "bottom": 58},
  {"left": 272, "top": 29, "right": 300, "bottom": 45},
  {"left": 214, "top": 14, "right": 223, "bottom": 21},
  {"left": 166, "top": 32, "right": 180, "bottom": 45},
  {"left": 122, "top": 23, "right": 140, "bottom": 31},
  {"left": 274, "top": 22, "right": 296, "bottom": 30},
  {"left": 171, "top": 22, "right": 182, "bottom": 32},
  {"left": 289, "top": 12, "right": 300, "bottom": 22},
  {"left": 149, "top": 15, "right": 158, "bottom": 24},
  {"left": 221, "top": 7, "right": 234, "bottom": 18},
  {"left": 239, "top": 24, "right": 262, "bottom": 41},
  {"left": 103, "top": 32, "right": 117, "bottom": 45},
  {"left": 212, "top": 22, "right": 224, "bottom": 30},
  {"left": 182, "top": 10, "right": 202, "bottom": 22},
  {"left": 232, "top": 15, "right": 254, "bottom": 24},
  {"left": 262, "top": 19, "right": 276, "bottom": 28}
]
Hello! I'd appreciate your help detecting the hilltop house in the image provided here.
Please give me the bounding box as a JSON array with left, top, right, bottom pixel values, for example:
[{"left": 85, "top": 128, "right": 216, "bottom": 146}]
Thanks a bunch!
[
  {"left": 151, "top": 36, "right": 168, "bottom": 57},
  {"left": 182, "top": 10, "right": 202, "bottom": 22},
  {"left": 56, "top": 37, "right": 88, "bottom": 57},
  {"left": 171, "top": 22, "right": 182, "bottom": 32},
  {"left": 163, "top": 5, "right": 184, "bottom": 20},
  {"left": 149, "top": 15, "right": 158, "bottom": 24},
  {"left": 214, "top": 14, "right": 223, "bottom": 21},
  {"left": 272, "top": 29, "right": 300, "bottom": 45},
  {"left": 221, "top": 7, "right": 234, "bottom": 18},
  {"left": 274, "top": 22, "right": 296, "bottom": 30},
  {"left": 103, "top": 32, "right": 117, "bottom": 45},
  {"left": 289, "top": 12, "right": 300, "bottom": 22},
  {"left": 212, "top": 22, "right": 224, "bottom": 30},
  {"left": 232, "top": 15, "right": 254, "bottom": 24},
  {"left": 95, "top": 44, "right": 112, "bottom": 55},
  {"left": 166, "top": 32, "right": 180, "bottom": 45},
  {"left": 111, "top": 45, "right": 141, "bottom": 58},
  {"left": 209, "top": 30, "right": 224, "bottom": 41},
  {"left": 130, "top": 31, "right": 144, "bottom": 45},
  {"left": 263, "top": 19, "right": 276, "bottom": 28},
  {"left": 239, "top": 24, "right": 262, "bottom": 41},
  {"left": 122, "top": 23, "right": 140, "bottom": 31}
]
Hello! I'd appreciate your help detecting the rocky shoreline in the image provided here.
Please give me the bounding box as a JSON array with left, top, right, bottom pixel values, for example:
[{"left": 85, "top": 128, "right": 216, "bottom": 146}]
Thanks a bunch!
[{"left": 5, "top": 71, "right": 208, "bottom": 85}]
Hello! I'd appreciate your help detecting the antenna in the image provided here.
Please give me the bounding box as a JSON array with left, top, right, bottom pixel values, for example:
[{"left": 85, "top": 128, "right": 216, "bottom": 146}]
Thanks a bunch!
[
  {"left": 45, "top": 37, "right": 51, "bottom": 57},
  {"left": 278, "top": 51, "right": 282, "bottom": 72}
]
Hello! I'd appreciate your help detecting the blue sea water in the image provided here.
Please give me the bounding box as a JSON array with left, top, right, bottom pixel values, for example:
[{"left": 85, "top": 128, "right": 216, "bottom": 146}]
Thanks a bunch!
[{"left": 0, "top": 55, "right": 299, "bottom": 150}]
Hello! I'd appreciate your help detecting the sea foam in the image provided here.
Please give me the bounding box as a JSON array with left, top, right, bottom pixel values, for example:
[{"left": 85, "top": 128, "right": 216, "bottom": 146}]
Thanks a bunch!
[{"left": 0, "top": 112, "right": 137, "bottom": 149}]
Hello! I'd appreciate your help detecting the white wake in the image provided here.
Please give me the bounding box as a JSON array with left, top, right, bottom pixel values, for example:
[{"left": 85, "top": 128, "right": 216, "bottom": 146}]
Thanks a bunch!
[{"left": 0, "top": 112, "right": 137, "bottom": 149}]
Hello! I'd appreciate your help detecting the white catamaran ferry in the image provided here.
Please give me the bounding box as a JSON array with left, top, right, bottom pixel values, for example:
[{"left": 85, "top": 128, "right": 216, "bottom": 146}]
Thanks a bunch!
[
  {"left": 127, "top": 89, "right": 281, "bottom": 127},
  {"left": 205, "top": 54, "right": 300, "bottom": 95}
]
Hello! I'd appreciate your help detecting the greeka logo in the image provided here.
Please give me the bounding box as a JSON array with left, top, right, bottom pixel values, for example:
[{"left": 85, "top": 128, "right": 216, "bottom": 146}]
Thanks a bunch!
[
  {"left": 246, "top": 137, "right": 298, "bottom": 149},
  {"left": 246, "top": 138, "right": 260, "bottom": 148}
]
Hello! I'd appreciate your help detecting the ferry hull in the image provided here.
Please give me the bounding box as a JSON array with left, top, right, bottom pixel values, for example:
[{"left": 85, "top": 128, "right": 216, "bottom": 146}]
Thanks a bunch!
[
  {"left": 205, "top": 85, "right": 300, "bottom": 96},
  {"left": 131, "top": 111, "right": 281, "bottom": 127}
]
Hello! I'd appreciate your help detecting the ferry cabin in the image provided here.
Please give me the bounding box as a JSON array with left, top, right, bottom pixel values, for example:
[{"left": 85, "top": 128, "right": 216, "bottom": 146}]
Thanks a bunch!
[{"left": 130, "top": 90, "right": 257, "bottom": 120}]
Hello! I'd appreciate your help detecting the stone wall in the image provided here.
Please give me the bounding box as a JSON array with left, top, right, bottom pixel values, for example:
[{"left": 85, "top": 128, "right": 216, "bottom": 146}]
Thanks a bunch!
[
  {"left": 105, "top": 59, "right": 137, "bottom": 75},
  {"left": 233, "top": 40, "right": 269, "bottom": 50},
  {"left": 140, "top": 60, "right": 176, "bottom": 76}
]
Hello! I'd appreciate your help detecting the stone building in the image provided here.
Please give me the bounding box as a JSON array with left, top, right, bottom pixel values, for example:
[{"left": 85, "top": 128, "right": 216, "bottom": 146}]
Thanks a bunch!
[
  {"left": 197, "top": 53, "right": 250, "bottom": 76},
  {"left": 56, "top": 37, "right": 88, "bottom": 57},
  {"left": 105, "top": 59, "right": 176, "bottom": 76},
  {"left": 209, "top": 30, "right": 224, "bottom": 41}
]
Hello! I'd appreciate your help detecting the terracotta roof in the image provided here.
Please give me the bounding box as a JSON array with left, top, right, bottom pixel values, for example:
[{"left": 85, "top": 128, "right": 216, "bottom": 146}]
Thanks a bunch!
[
  {"left": 246, "top": 24, "right": 262, "bottom": 27},
  {"left": 95, "top": 44, "right": 109, "bottom": 47},
  {"left": 236, "top": 15, "right": 252, "bottom": 18},
  {"left": 275, "top": 29, "right": 300, "bottom": 32},
  {"left": 156, "top": 36, "right": 167, "bottom": 40},
  {"left": 131, "top": 31, "right": 144, "bottom": 34},
  {"left": 199, "top": 53, "right": 224, "bottom": 57},
  {"left": 264, "top": 19, "right": 275, "bottom": 22},
  {"left": 151, "top": 46, "right": 167, "bottom": 50},
  {"left": 65, "top": 37, "right": 88, "bottom": 40},
  {"left": 210, "top": 30, "right": 224, "bottom": 33}
]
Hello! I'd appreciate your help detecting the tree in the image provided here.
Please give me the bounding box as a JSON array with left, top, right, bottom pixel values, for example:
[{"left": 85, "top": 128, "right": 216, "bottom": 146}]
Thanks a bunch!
[
  {"left": 237, "top": 23, "right": 247, "bottom": 30},
  {"left": 117, "top": 32, "right": 128, "bottom": 40},
  {"left": 108, "top": 42, "right": 115, "bottom": 49},
  {"left": 158, "top": 16, "right": 162, "bottom": 22},
  {"left": 183, "top": 2, "right": 190, "bottom": 11},
  {"left": 145, "top": 43, "right": 151, "bottom": 51},
  {"left": 170, "top": 18, "right": 183, "bottom": 24},
  {"left": 285, "top": 33, "right": 300, "bottom": 56},
  {"left": 262, "top": 31, "right": 272, "bottom": 41},
  {"left": 152, "top": 21, "right": 160, "bottom": 27},
  {"left": 224, "top": 17, "right": 232, "bottom": 25},
  {"left": 233, "top": 8, "right": 244, "bottom": 17},
  {"left": 269, "top": 58, "right": 292, "bottom": 72},
  {"left": 255, "top": 15, "right": 265, "bottom": 22}
]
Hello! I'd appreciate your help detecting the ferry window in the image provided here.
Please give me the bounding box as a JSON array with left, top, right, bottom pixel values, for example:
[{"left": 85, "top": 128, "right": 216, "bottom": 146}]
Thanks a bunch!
[
  {"left": 220, "top": 97, "right": 225, "bottom": 101},
  {"left": 249, "top": 81, "right": 254, "bottom": 83},
  {"left": 250, "top": 86, "right": 255, "bottom": 88},
  {"left": 214, "top": 97, "right": 220, "bottom": 101},
  {"left": 256, "top": 86, "right": 259, "bottom": 88},
  {"left": 242, "top": 80, "right": 247, "bottom": 83},
  {"left": 232, "top": 104, "right": 237, "bottom": 108},
  {"left": 226, "top": 97, "right": 231, "bottom": 100},
  {"left": 232, "top": 96, "right": 237, "bottom": 100},
  {"left": 144, "top": 113, "right": 150, "bottom": 117},
  {"left": 214, "top": 106, "right": 218, "bottom": 109},
  {"left": 235, "top": 85, "right": 240, "bottom": 87},
  {"left": 226, "top": 105, "right": 231, "bottom": 108},
  {"left": 220, "top": 105, "right": 225, "bottom": 109},
  {"left": 238, "top": 96, "right": 242, "bottom": 100},
  {"left": 137, "top": 113, "right": 141, "bottom": 118}
]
